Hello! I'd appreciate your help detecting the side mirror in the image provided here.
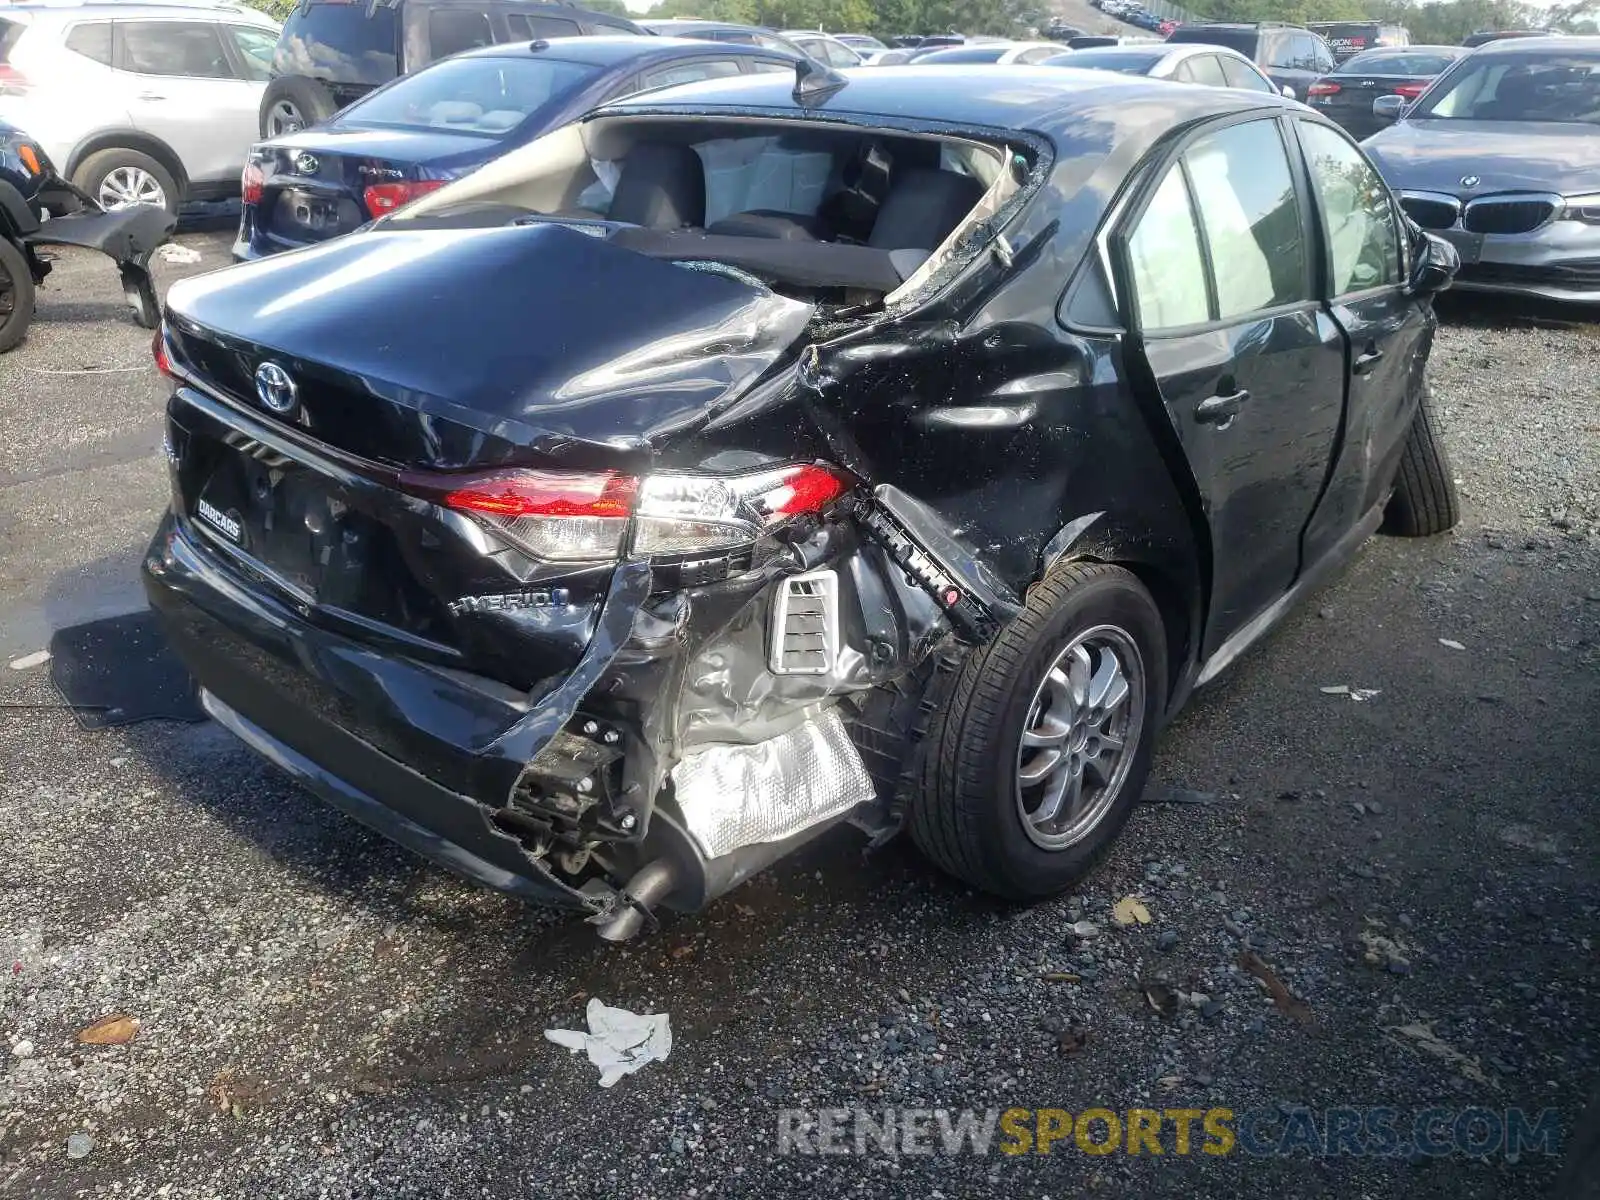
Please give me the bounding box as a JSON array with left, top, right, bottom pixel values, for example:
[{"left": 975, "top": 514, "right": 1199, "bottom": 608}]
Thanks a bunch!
[
  {"left": 1281, "top": 84, "right": 1296, "bottom": 98},
  {"left": 1406, "top": 231, "right": 1459, "bottom": 296},
  {"left": 1372, "top": 94, "right": 1407, "bottom": 122}
]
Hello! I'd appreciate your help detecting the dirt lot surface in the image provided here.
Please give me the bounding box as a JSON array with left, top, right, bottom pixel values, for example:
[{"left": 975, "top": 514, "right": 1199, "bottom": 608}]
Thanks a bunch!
[{"left": 1, "top": 233, "right": 1596, "bottom": 1198}]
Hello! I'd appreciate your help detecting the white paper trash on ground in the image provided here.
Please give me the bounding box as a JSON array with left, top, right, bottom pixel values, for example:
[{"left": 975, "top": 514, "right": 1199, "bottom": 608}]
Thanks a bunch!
[
  {"left": 545, "top": 998, "right": 671, "bottom": 1087},
  {"left": 157, "top": 243, "right": 203, "bottom": 265}
]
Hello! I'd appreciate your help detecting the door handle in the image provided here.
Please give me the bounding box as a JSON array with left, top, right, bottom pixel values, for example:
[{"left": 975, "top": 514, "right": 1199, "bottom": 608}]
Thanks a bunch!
[
  {"left": 1195, "top": 389, "right": 1249, "bottom": 426},
  {"left": 1353, "top": 346, "right": 1385, "bottom": 376},
  {"left": 137, "top": 92, "right": 167, "bottom": 101}
]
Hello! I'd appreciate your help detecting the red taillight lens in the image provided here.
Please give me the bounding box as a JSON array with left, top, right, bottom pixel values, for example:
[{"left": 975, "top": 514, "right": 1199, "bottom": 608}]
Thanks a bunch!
[
  {"left": 363, "top": 180, "right": 446, "bottom": 215},
  {"left": 152, "top": 325, "right": 175, "bottom": 379},
  {"left": 403, "top": 463, "right": 850, "bottom": 563},
  {"left": 1394, "top": 82, "right": 1427, "bottom": 99},
  {"left": 441, "top": 470, "right": 639, "bottom": 520},
  {"left": 1307, "top": 81, "right": 1341, "bottom": 97},
  {"left": 241, "top": 163, "right": 265, "bottom": 206},
  {"left": 0, "top": 65, "right": 30, "bottom": 95}
]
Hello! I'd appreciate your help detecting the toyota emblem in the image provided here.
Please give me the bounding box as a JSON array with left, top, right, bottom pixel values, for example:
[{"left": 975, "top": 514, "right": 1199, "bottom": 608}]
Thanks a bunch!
[
  {"left": 1459, "top": 175, "right": 1481, "bottom": 189},
  {"left": 254, "top": 361, "right": 299, "bottom": 415},
  {"left": 295, "top": 152, "right": 319, "bottom": 175}
]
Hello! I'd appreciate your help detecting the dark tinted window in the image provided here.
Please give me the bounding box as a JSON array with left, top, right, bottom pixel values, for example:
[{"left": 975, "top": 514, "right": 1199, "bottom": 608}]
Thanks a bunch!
[
  {"left": 122, "top": 21, "right": 233, "bottom": 78},
  {"left": 1340, "top": 49, "right": 1457, "bottom": 75},
  {"left": 1167, "top": 27, "right": 1258, "bottom": 56},
  {"left": 341, "top": 53, "right": 597, "bottom": 134},
  {"left": 0, "top": 19, "right": 24, "bottom": 63},
  {"left": 65, "top": 21, "right": 113, "bottom": 64},
  {"left": 429, "top": 9, "right": 493, "bottom": 58},
  {"left": 273, "top": 2, "right": 398, "bottom": 86},
  {"left": 1414, "top": 52, "right": 1600, "bottom": 122},
  {"left": 1186, "top": 53, "right": 1228, "bottom": 86},
  {"left": 705, "top": 29, "right": 757, "bottom": 45},
  {"left": 1220, "top": 54, "right": 1273, "bottom": 91},
  {"left": 506, "top": 14, "right": 581, "bottom": 39}
]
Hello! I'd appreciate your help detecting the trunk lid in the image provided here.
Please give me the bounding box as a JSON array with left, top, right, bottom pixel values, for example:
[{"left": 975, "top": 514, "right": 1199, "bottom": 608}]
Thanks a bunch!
[
  {"left": 252, "top": 126, "right": 489, "bottom": 249},
  {"left": 161, "top": 223, "right": 812, "bottom": 680}
]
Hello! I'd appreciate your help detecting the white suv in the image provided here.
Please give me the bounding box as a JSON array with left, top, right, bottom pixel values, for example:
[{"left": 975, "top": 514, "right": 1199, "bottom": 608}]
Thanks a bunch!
[{"left": 0, "top": 2, "right": 279, "bottom": 215}]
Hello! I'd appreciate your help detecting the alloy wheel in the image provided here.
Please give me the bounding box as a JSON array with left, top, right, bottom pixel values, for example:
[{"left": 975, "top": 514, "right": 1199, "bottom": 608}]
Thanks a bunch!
[
  {"left": 268, "top": 99, "right": 305, "bottom": 137},
  {"left": 1014, "top": 625, "right": 1145, "bottom": 850},
  {"left": 98, "top": 166, "right": 167, "bottom": 211}
]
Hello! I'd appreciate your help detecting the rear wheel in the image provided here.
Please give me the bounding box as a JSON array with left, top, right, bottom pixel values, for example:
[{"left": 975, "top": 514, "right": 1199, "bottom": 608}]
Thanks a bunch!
[
  {"left": 260, "top": 76, "right": 338, "bottom": 137},
  {"left": 910, "top": 562, "right": 1166, "bottom": 900},
  {"left": 1384, "top": 382, "right": 1461, "bottom": 537},
  {"left": 72, "top": 149, "right": 180, "bottom": 217},
  {"left": 0, "top": 237, "right": 36, "bottom": 353}
]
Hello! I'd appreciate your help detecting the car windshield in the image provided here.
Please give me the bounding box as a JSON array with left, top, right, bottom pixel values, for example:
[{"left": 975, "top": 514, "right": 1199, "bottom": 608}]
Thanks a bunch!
[
  {"left": 340, "top": 55, "right": 602, "bottom": 137},
  {"left": 1050, "top": 48, "right": 1164, "bottom": 72},
  {"left": 1411, "top": 52, "right": 1600, "bottom": 123},
  {"left": 1340, "top": 49, "right": 1457, "bottom": 74}
]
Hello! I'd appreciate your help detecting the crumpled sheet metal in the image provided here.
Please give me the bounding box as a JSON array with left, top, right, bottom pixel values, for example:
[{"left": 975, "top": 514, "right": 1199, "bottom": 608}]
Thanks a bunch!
[
  {"left": 669, "top": 706, "right": 874, "bottom": 860},
  {"left": 545, "top": 998, "right": 672, "bottom": 1088}
]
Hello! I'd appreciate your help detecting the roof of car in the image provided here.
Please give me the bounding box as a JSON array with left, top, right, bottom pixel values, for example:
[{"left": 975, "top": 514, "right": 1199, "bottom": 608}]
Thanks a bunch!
[
  {"left": 1472, "top": 34, "right": 1600, "bottom": 54},
  {"left": 602, "top": 64, "right": 1290, "bottom": 135},
  {"left": 4, "top": 1, "right": 276, "bottom": 19},
  {"left": 454, "top": 34, "right": 795, "bottom": 66}
]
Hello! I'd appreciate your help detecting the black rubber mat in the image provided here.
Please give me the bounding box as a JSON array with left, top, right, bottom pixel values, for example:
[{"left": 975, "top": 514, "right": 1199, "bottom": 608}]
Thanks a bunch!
[{"left": 48, "top": 610, "right": 205, "bottom": 729}]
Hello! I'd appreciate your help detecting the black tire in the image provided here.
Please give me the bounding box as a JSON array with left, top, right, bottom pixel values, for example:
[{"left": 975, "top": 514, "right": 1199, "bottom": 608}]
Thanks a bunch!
[
  {"left": 260, "top": 76, "right": 338, "bottom": 138},
  {"left": 0, "top": 237, "right": 36, "bottom": 354},
  {"left": 1384, "top": 382, "right": 1461, "bottom": 537},
  {"left": 71, "top": 149, "right": 181, "bottom": 217},
  {"left": 910, "top": 561, "right": 1167, "bottom": 900}
]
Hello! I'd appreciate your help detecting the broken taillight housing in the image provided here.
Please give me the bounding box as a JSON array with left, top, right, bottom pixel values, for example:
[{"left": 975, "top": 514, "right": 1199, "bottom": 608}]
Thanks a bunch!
[
  {"left": 152, "top": 324, "right": 176, "bottom": 379},
  {"left": 241, "top": 162, "right": 265, "bottom": 206},
  {"left": 364, "top": 180, "right": 447, "bottom": 215},
  {"left": 406, "top": 464, "right": 848, "bottom": 563}
]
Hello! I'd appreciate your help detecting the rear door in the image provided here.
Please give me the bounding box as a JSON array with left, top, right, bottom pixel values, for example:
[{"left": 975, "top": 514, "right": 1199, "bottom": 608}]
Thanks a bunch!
[
  {"left": 1115, "top": 115, "right": 1347, "bottom": 650},
  {"left": 1289, "top": 117, "right": 1429, "bottom": 569},
  {"left": 117, "top": 19, "right": 260, "bottom": 184}
]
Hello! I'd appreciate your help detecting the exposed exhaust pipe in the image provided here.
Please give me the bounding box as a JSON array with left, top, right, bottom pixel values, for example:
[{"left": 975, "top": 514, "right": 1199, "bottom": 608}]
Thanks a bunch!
[{"left": 593, "top": 858, "right": 678, "bottom": 942}]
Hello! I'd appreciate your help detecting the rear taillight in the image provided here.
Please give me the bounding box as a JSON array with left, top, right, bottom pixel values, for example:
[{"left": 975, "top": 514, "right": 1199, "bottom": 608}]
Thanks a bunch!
[
  {"left": 402, "top": 463, "right": 849, "bottom": 563},
  {"left": 363, "top": 180, "right": 446, "bottom": 215},
  {"left": 241, "top": 163, "right": 265, "bottom": 206},
  {"left": 0, "top": 65, "right": 30, "bottom": 95},
  {"left": 152, "top": 325, "right": 175, "bottom": 379},
  {"left": 1307, "top": 81, "right": 1341, "bottom": 97},
  {"left": 1394, "top": 82, "right": 1428, "bottom": 99}
]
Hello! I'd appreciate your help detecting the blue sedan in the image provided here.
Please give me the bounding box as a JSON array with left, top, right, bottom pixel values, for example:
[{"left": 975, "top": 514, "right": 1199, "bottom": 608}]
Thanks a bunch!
[{"left": 234, "top": 36, "right": 797, "bottom": 259}]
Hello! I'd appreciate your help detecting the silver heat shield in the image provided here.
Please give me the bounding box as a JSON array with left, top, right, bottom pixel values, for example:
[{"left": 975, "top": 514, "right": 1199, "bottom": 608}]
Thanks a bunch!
[{"left": 669, "top": 707, "right": 875, "bottom": 860}]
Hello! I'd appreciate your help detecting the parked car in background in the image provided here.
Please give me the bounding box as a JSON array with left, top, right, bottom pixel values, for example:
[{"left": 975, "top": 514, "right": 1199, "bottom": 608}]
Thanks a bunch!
[
  {"left": 1, "top": 116, "right": 172, "bottom": 350},
  {"left": 1047, "top": 42, "right": 1280, "bottom": 93},
  {"left": 1306, "top": 21, "right": 1410, "bottom": 63},
  {"left": 1305, "top": 45, "right": 1468, "bottom": 137},
  {"left": 0, "top": 2, "right": 280, "bottom": 214},
  {"left": 1042, "top": 20, "right": 1085, "bottom": 40},
  {"left": 1364, "top": 37, "right": 1600, "bottom": 303},
  {"left": 638, "top": 19, "right": 803, "bottom": 57},
  {"left": 1165, "top": 22, "right": 1336, "bottom": 100},
  {"left": 146, "top": 65, "right": 1459, "bottom": 941},
  {"left": 781, "top": 30, "right": 862, "bottom": 66},
  {"left": 237, "top": 35, "right": 796, "bottom": 260},
  {"left": 832, "top": 33, "right": 886, "bottom": 54},
  {"left": 913, "top": 41, "right": 1070, "bottom": 65},
  {"left": 263, "top": 0, "right": 642, "bottom": 137},
  {"left": 1461, "top": 29, "right": 1554, "bottom": 48}
]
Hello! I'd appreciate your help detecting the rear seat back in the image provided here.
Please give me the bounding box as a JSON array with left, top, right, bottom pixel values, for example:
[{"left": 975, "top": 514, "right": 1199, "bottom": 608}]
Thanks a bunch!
[{"left": 608, "top": 143, "right": 706, "bottom": 229}]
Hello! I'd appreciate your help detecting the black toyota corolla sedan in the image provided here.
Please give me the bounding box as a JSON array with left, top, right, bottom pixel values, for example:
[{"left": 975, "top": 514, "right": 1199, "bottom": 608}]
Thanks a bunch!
[{"left": 145, "top": 64, "right": 1460, "bottom": 940}]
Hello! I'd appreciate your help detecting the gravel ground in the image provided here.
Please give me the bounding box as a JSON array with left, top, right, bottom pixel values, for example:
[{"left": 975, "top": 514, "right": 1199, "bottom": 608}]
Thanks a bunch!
[{"left": 1, "top": 238, "right": 1597, "bottom": 1198}]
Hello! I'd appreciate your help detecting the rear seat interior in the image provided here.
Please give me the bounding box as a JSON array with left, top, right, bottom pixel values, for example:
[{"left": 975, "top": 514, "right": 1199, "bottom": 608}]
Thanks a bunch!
[{"left": 599, "top": 139, "right": 987, "bottom": 255}]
